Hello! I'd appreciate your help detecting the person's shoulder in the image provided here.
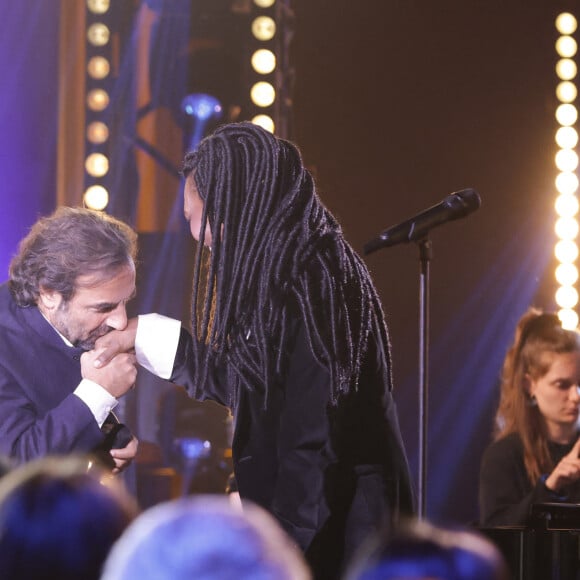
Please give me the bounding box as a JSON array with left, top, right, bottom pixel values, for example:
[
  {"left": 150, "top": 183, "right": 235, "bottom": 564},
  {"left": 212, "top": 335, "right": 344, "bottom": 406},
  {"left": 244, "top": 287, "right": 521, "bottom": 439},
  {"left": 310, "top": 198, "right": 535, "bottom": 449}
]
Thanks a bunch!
[{"left": 483, "top": 432, "right": 523, "bottom": 462}]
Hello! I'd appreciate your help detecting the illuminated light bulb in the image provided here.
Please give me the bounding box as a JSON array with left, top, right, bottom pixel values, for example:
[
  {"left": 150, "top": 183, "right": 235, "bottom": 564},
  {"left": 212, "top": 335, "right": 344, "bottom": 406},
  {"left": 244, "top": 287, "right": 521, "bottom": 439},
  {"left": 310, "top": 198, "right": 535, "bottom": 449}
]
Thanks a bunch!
[
  {"left": 252, "top": 16, "right": 276, "bottom": 41},
  {"left": 556, "top": 80, "right": 578, "bottom": 103},
  {"left": 84, "top": 185, "right": 109, "bottom": 211},
  {"left": 559, "top": 308, "right": 579, "bottom": 329},
  {"left": 556, "top": 126, "right": 579, "bottom": 149},
  {"left": 85, "top": 153, "right": 109, "bottom": 177},
  {"left": 87, "top": 89, "right": 110, "bottom": 111},
  {"left": 555, "top": 149, "right": 579, "bottom": 172},
  {"left": 87, "top": 121, "right": 109, "bottom": 144},
  {"left": 87, "top": 23, "right": 110, "bottom": 47},
  {"left": 555, "top": 193, "right": 579, "bottom": 217},
  {"left": 556, "top": 13, "right": 578, "bottom": 35},
  {"left": 556, "top": 172, "right": 579, "bottom": 195},
  {"left": 87, "top": 0, "right": 111, "bottom": 14},
  {"left": 556, "top": 172, "right": 580, "bottom": 196},
  {"left": 87, "top": 56, "right": 110, "bottom": 79},
  {"left": 254, "top": 0, "right": 275, "bottom": 6},
  {"left": 251, "top": 115, "right": 275, "bottom": 133},
  {"left": 556, "top": 285, "right": 579, "bottom": 309},
  {"left": 251, "top": 49, "right": 276, "bottom": 74},
  {"left": 555, "top": 239, "right": 579, "bottom": 263},
  {"left": 556, "top": 263, "right": 579, "bottom": 286},
  {"left": 556, "top": 35, "right": 578, "bottom": 58},
  {"left": 556, "top": 59, "right": 578, "bottom": 81},
  {"left": 556, "top": 103, "right": 578, "bottom": 126},
  {"left": 555, "top": 216, "right": 579, "bottom": 240},
  {"left": 250, "top": 82, "right": 276, "bottom": 107}
]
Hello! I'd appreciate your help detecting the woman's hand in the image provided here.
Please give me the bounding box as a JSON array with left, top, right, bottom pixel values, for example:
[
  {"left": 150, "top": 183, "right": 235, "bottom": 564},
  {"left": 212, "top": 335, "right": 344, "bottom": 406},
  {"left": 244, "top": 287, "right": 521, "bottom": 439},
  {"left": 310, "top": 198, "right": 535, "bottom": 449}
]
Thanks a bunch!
[
  {"left": 93, "top": 317, "right": 139, "bottom": 368},
  {"left": 545, "top": 437, "right": 580, "bottom": 493}
]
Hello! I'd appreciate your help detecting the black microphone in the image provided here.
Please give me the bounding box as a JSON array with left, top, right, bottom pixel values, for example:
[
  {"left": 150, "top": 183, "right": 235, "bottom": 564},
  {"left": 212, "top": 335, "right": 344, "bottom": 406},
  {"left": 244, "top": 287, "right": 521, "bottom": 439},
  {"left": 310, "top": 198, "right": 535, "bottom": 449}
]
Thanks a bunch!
[{"left": 363, "top": 188, "right": 481, "bottom": 255}]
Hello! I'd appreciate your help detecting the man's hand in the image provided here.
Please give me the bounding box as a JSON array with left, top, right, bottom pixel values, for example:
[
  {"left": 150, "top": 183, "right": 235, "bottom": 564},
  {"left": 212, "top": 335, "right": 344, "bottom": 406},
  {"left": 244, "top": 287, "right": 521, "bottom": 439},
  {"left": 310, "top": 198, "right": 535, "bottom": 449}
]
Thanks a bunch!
[
  {"left": 93, "top": 317, "right": 139, "bottom": 368},
  {"left": 545, "top": 437, "right": 580, "bottom": 492},
  {"left": 110, "top": 436, "right": 139, "bottom": 474},
  {"left": 81, "top": 350, "right": 137, "bottom": 398}
]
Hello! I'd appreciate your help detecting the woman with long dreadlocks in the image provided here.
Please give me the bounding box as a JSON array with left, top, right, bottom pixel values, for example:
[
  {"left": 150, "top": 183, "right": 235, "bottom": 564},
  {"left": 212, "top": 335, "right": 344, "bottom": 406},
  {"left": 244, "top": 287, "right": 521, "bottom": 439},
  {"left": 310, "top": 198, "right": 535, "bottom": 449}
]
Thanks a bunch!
[
  {"left": 95, "top": 122, "right": 414, "bottom": 578},
  {"left": 479, "top": 308, "right": 580, "bottom": 527}
]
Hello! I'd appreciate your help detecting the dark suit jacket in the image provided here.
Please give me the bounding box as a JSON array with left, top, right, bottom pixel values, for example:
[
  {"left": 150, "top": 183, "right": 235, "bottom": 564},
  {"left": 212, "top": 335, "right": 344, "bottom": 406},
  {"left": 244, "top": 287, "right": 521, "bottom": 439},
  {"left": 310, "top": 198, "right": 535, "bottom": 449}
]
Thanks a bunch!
[
  {"left": 0, "top": 283, "right": 124, "bottom": 465},
  {"left": 171, "top": 314, "right": 414, "bottom": 579}
]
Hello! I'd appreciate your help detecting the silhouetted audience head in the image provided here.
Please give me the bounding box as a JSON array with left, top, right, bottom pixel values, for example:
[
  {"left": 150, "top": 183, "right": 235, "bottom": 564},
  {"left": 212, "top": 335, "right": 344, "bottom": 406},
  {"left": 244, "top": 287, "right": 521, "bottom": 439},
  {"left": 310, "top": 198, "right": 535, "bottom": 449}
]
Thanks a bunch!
[
  {"left": 101, "top": 494, "right": 311, "bottom": 580},
  {"left": 0, "top": 455, "right": 138, "bottom": 580},
  {"left": 345, "top": 518, "right": 508, "bottom": 580}
]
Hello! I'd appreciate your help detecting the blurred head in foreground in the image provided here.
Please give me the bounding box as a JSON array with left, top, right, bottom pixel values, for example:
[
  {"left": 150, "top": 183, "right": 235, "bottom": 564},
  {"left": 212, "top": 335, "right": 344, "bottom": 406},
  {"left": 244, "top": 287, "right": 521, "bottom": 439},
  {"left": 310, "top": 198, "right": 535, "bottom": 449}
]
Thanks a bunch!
[
  {"left": 0, "top": 455, "right": 137, "bottom": 580},
  {"left": 101, "top": 494, "right": 311, "bottom": 580}
]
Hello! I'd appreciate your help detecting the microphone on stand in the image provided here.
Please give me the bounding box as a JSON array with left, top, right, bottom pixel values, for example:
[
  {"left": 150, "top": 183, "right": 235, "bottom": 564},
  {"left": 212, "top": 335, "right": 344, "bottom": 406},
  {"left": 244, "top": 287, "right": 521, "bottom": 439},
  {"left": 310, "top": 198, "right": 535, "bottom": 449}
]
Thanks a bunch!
[{"left": 363, "top": 188, "right": 481, "bottom": 255}]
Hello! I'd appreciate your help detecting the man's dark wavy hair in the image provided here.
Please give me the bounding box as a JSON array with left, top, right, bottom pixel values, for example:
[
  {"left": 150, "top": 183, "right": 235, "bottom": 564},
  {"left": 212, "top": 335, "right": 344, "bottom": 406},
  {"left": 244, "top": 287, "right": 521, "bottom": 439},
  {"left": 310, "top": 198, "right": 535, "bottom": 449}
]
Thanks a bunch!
[
  {"left": 181, "top": 122, "right": 392, "bottom": 407},
  {"left": 9, "top": 206, "right": 137, "bottom": 307}
]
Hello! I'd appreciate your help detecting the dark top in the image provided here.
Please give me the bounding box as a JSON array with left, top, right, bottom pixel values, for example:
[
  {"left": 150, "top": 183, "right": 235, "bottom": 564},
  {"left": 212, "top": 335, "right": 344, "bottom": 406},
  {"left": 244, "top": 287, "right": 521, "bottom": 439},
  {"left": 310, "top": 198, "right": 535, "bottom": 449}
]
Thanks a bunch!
[
  {"left": 170, "top": 315, "right": 414, "bottom": 579},
  {"left": 479, "top": 431, "right": 580, "bottom": 526},
  {"left": 0, "top": 283, "right": 129, "bottom": 466}
]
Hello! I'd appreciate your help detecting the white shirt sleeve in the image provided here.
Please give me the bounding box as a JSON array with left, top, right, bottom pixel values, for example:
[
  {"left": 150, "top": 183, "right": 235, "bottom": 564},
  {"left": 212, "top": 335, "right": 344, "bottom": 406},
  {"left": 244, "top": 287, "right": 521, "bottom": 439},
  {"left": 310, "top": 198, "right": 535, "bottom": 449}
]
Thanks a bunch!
[
  {"left": 135, "top": 313, "right": 181, "bottom": 379},
  {"left": 74, "top": 379, "right": 118, "bottom": 427}
]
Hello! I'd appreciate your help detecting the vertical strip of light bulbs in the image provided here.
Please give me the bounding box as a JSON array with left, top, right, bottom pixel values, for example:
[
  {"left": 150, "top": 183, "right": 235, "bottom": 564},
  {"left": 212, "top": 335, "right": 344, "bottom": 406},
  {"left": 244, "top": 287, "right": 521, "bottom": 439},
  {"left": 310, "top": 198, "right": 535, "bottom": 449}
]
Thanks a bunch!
[
  {"left": 554, "top": 12, "right": 579, "bottom": 329},
  {"left": 84, "top": 0, "right": 112, "bottom": 211},
  {"left": 249, "top": 0, "right": 278, "bottom": 133}
]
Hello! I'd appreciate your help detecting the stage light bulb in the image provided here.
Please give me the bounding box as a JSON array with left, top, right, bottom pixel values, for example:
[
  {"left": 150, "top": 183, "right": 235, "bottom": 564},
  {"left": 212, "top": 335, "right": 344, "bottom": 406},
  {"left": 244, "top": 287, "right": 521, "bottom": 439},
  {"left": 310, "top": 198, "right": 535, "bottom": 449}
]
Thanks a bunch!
[
  {"left": 556, "top": 285, "right": 579, "bottom": 309},
  {"left": 556, "top": 263, "right": 579, "bottom": 286},
  {"left": 556, "top": 35, "right": 578, "bottom": 58},
  {"left": 558, "top": 308, "right": 579, "bottom": 330},
  {"left": 87, "top": 0, "right": 111, "bottom": 14},
  {"left": 555, "top": 193, "right": 579, "bottom": 217},
  {"left": 254, "top": 0, "right": 276, "bottom": 7},
  {"left": 555, "top": 239, "right": 579, "bottom": 263},
  {"left": 85, "top": 153, "right": 109, "bottom": 177},
  {"left": 84, "top": 185, "right": 109, "bottom": 211},
  {"left": 250, "top": 82, "right": 275, "bottom": 107},
  {"left": 252, "top": 16, "right": 276, "bottom": 41},
  {"left": 87, "top": 121, "right": 109, "bottom": 144},
  {"left": 251, "top": 49, "right": 276, "bottom": 74},
  {"left": 556, "top": 103, "right": 578, "bottom": 126},
  {"left": 87, "top": 56, "right": 110, "bottom": 79},
  {"left": 555, "top": 149, "right": 579, "bottom": 172},
  {"left": 555, "top": 216, "right": 579, "bottom": 240},
  {"left": 556, "top": 126, "right": 579, "bottom": 149},
  {"left": 556, "top": 59, "right": 578, "bottom": 81},
  {"left": 556, "top": 13, "right": 578, "bottom": 35},
  {"left": 556, "top": 81, "right": 577, "bottom": 103},
  {"left": 87, "top": 89, "right": 110, "bottom": 111},
  {"left": 251, "top": 115, "right": 275, "bottom": 133},
  {"left": 556, "top": 172, "right": 579, "bottom": 195},
  {"left": 180, "top": 94, "right": 222, "bottom": 121},
  {"left": 87, "top": 23, "right": 110, "bottom": 47}
]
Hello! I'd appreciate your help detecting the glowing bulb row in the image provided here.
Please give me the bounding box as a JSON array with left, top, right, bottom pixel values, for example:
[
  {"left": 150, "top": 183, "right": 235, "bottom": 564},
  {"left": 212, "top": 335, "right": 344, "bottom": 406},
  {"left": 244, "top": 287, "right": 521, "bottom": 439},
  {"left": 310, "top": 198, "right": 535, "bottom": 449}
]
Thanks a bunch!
[
  {"left": 554, "top": 12, "right": 579, "bottom": 329},
  {"left": 84, "top": 0, "right": 111, "bottom": 211},
  {"left": 249, "top": 1, "right": 277, "bottom": 133}
]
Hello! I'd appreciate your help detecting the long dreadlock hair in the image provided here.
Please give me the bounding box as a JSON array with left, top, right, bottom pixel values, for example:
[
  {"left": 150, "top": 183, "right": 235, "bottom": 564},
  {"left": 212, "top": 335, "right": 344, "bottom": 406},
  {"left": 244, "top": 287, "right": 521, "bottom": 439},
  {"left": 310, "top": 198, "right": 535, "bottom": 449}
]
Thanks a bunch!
[{"left": 182, "top": 122, "right": 392, "bottom": 407}]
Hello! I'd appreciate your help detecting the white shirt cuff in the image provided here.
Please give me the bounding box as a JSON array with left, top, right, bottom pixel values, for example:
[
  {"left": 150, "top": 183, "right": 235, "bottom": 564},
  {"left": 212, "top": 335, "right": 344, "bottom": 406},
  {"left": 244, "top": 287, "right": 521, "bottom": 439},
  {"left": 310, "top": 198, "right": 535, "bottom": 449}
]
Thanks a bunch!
[
  {"left": 135, "top": 313, "right": 181, "bottom": 379},
  {"left": 74, "top": 379, "right": 118, "bottom": 427}
]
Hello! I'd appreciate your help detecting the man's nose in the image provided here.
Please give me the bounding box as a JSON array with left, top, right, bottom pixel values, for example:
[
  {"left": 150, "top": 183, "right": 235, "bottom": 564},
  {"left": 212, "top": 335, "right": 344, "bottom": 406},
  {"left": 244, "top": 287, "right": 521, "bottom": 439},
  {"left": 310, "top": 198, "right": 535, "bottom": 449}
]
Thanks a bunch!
[{"left": 106, "top": 304, "right": 128, "bottom": 331}]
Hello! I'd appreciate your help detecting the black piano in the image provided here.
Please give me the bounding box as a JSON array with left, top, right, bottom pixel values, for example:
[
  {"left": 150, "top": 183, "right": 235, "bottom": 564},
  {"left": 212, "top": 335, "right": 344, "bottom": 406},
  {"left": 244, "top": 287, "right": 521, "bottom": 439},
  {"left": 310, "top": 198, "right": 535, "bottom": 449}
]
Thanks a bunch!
[{"left": 480, "top": 503, "right": 580, "bottom": 579}]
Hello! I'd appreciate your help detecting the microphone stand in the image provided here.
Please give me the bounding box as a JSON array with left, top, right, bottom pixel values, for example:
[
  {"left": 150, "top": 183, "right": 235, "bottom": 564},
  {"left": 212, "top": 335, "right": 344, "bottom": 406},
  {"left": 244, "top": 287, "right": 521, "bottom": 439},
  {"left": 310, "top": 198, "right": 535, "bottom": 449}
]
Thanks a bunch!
[{"left": 416, "top": 236, "right": 432, "bottom": 520}]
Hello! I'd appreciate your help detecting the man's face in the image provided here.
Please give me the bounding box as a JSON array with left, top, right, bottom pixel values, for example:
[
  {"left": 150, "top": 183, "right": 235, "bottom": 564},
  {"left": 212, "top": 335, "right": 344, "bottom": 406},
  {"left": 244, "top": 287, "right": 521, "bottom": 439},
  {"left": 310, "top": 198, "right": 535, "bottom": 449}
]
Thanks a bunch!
[{"left": 39, "top": 264, "right": 136, "bottom": 350}]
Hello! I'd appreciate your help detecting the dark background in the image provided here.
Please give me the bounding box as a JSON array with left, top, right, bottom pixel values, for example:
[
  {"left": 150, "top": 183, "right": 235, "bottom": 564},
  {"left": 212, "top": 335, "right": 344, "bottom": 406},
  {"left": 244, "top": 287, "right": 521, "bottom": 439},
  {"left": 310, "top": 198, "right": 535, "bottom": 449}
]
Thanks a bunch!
[{"left": 288, "top": 0, "right": 572, "bottom": 523}]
